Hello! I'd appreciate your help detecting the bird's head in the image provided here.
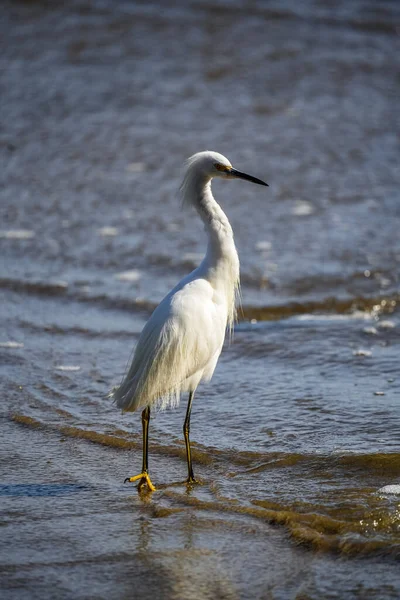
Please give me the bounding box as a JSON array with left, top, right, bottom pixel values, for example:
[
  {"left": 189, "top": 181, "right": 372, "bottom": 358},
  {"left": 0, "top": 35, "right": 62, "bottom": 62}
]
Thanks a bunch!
[{"left": 185, "top": 151, "right": 268, "bottom": 187}]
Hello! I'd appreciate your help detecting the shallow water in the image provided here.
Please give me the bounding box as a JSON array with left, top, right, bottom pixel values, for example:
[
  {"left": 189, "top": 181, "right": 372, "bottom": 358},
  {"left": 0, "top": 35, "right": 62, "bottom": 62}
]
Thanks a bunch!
[{"left": 1, "top": 0, "right": 400, "bottom": 598}]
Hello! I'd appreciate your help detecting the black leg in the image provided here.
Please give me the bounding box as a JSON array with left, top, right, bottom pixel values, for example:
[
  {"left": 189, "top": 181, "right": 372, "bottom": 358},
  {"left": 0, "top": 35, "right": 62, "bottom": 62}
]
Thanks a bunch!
[
  {"left": 183, "top": 391, "right": 197, "bottom": 483},
  {"left": 141, "top": 406, "right": 150, "bottom": 475},
  {"left": 124, "top": 405, "right": 156, "bottom": 491}
]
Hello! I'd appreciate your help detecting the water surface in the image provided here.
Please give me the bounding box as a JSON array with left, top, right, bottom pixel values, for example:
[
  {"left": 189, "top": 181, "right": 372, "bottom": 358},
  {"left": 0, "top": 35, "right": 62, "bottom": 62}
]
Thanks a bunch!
[{"left": 1, "top": 0, "right": 399, "bottom": 598}]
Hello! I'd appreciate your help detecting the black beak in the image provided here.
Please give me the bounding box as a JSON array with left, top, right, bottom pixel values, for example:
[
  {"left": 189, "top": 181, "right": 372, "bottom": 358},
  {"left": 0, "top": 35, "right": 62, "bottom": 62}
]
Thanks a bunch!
[{"left": 230, "top": 168, "right": 268, "bottom": 187}]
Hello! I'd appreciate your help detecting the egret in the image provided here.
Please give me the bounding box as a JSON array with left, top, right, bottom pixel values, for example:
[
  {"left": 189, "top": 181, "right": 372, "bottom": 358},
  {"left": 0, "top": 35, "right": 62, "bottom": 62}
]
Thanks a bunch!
[{"left": 112, "top": 151, "right": 268, "bottom": 491}]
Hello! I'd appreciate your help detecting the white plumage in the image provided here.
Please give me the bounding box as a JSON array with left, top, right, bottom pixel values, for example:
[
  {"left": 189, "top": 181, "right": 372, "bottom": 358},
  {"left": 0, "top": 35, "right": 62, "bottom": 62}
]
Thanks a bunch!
[{"left": 111, "top": 150, "right": 267, "bottom": 489}]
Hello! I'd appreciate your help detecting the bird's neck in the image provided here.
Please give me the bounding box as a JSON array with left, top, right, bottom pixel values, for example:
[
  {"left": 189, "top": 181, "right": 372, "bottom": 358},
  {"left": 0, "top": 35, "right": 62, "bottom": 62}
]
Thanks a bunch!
[
  {"left": 196, "top": 179, "right": 233, "bottom": 233},
  {"left": 182, "top": 174, "right": 240, "bottom": 329},
  {"left": 182, "top": 173, "right": 233, "bottom": 238}
]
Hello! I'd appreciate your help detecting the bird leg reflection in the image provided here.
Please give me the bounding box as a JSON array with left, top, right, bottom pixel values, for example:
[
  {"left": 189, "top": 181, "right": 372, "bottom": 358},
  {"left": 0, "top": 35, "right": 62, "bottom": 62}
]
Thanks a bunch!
[
  {"left": 124, "top": 406, "right": 156, "bottom": 491},
  {"left": 183, "top": 391, "right": 198, "bottom": 484}
]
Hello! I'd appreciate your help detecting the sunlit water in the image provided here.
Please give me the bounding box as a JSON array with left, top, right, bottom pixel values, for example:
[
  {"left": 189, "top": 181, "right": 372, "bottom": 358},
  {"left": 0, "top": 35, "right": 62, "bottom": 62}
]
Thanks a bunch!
[{"left": 1, "top": 0, "right": 399, "bottom": 598}]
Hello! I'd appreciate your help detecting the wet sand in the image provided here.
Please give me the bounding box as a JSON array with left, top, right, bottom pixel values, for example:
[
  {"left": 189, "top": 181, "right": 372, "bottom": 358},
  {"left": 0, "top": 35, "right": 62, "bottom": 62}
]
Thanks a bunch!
[
  {"left": 1, "top": 418, "right": 305, "bottom": 600},
  {"left": 2, "top": 417, "right": 400, "bottom": 600}
]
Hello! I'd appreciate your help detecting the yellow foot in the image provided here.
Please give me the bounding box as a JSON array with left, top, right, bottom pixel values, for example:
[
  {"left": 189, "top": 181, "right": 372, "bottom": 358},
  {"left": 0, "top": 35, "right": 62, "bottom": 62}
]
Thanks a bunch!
[
  {"left": 186, "top": 477, "right": 200, "bottom": 485},
  {"left": 124, "top": 472, "right": 156, "bottom": 491}
]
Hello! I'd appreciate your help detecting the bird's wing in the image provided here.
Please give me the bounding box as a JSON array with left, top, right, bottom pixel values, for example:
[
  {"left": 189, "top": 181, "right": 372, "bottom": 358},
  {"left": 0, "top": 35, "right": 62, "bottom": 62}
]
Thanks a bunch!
[{"left": 114, "top": 278, "right": 226, "bottom": 411}]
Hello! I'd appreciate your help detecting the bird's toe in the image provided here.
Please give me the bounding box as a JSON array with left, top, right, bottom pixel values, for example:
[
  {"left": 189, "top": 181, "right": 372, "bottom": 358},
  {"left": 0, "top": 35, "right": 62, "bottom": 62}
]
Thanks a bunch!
[{"left": 124, "top": 472, "right": 156, "bottom": 491}]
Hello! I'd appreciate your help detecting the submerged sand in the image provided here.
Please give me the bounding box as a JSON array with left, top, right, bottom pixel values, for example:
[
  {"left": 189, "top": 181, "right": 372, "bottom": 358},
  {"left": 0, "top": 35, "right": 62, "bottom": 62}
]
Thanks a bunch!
[{"left": 2, "top": 418, "right": 399, "bottom": 600}]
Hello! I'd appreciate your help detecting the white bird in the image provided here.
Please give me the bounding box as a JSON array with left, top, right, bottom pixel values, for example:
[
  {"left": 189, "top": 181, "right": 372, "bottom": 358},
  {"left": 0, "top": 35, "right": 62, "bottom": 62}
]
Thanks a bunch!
[{"left": 112, "top": 151, "right": 268, "bottom": 491}]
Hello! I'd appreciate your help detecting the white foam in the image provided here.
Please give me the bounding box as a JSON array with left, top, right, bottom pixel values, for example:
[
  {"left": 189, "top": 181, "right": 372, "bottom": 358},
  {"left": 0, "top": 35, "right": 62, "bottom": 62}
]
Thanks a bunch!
[
  {"left": 115, "top": 270, "right": 141, "bottom": 282},
  {"left": 363, "top": 326, "right": 378, "bottom": 335},
  {"left": 255, "top": 240, "right": 272, "bottom": 251},
  {"left": 377, "top": 484, "right": 400, "bottom": 495},
  {"left": 0, "top": 341, "right": 24, "bottom": 348},
  {"left": 378, "top": 320, "right": 396, "bottom": 329},
  {"left": 55, "top": 365, "right": 81, "bottom": 372},
  {"left": 296, "top": 311, "right": 373, "bottom": 322},
  {"left": 292, "top": 200, "right": 315, "bottom": 216},
  {"left": 0, "top": 229, "right": 35, "bottom": 239},
  {"left": 98, "top": 226, "right": 119, "bottom": 237},
  {"left": 353, "top": 349, "right": 372, "bottom": 357}
]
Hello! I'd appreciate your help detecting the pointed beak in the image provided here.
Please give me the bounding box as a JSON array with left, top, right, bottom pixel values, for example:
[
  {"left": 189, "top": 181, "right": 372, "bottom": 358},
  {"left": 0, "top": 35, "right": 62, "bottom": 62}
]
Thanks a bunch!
[{"left": 230, "top": 168, "right": 268, "bottom": 187}]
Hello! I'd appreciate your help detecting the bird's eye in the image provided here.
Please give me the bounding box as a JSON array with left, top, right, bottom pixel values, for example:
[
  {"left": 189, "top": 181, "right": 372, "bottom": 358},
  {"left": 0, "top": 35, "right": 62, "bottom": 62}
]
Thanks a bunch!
[{"left": 214, "top": 163, "right": 231, "bottom": 172}]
